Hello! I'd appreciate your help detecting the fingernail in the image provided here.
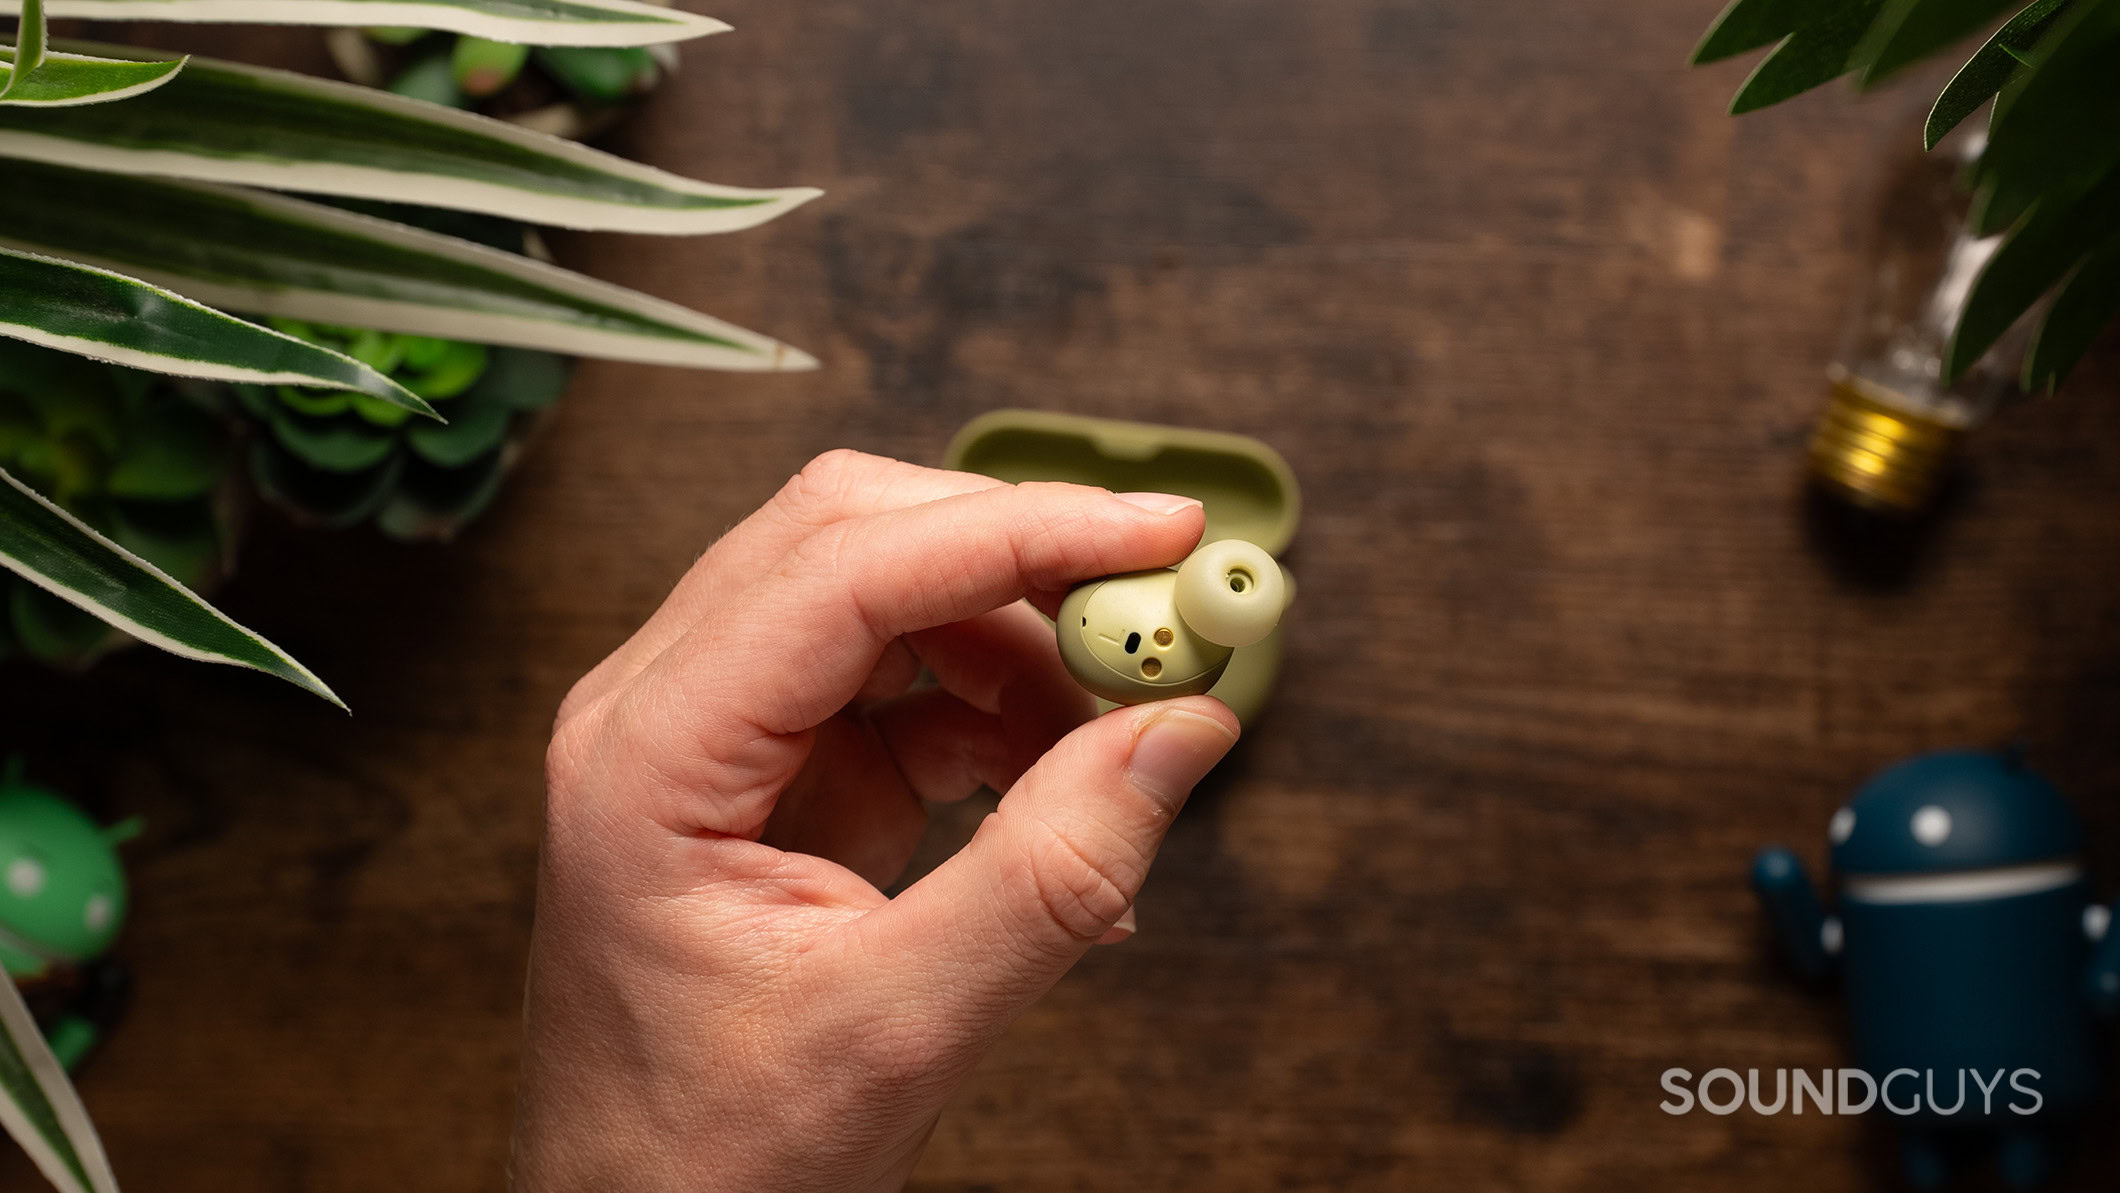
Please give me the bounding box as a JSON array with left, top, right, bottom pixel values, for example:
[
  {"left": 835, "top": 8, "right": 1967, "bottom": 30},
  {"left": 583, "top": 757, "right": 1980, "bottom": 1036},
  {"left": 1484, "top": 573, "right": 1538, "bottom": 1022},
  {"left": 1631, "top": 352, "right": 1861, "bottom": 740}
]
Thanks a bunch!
[
  {"left": 1097, "top": 905, "right": 1138, "bottom": 945},
  {"left": 1127, "top": 708, "right": 1238, "bottom": 810},
  {"left": 1115, "top": 491, "right": 1203, "bottom": 516}
]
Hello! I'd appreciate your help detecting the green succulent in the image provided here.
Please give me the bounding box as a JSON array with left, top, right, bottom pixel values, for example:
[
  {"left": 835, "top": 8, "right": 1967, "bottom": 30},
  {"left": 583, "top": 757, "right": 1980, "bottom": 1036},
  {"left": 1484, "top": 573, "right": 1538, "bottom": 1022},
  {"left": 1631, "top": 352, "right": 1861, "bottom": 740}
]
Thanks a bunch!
[
  {"left": 239, "top": 321, "right": 571, "bottom": 542},
  {"left": 366, "top": 28, "right": 666, "bottom": 114},
  {"left": 0, "top": 1, "right": 813, "bottom": 1187},
  {"left": 0, "top": 342, "right": 236, "bottom": 667}
]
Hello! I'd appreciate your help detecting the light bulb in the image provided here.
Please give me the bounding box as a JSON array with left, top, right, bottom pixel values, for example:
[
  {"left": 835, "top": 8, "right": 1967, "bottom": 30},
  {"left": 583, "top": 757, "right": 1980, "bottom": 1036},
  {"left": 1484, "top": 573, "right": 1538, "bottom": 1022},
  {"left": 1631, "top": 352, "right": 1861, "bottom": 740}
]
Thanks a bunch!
[{"left": 1807, "top": 132, "right": 2028, "bottom": 513}]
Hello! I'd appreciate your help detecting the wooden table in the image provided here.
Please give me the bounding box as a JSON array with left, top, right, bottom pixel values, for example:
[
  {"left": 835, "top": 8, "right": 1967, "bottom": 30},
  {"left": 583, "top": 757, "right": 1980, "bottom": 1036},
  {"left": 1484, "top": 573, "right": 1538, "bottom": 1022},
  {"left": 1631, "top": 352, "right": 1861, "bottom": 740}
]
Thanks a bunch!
[{"left": 8, "top": 2, "right": 2120, "bottom": 1189}]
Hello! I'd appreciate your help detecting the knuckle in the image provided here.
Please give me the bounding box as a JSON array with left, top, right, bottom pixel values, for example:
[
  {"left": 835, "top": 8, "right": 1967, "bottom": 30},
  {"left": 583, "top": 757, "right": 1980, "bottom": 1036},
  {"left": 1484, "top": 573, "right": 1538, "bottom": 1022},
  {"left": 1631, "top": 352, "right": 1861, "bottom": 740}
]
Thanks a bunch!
[
  {"left": 1020, "top": 816, "right": 1144, "bottom": 944},
  {"left": 551, "top": 669, "right": 608, "bottom": 733},
  {"left": 780, "top": 517, "right": 859, "bottom": 587},
  {"left": 775, "top": 448, "right": 878, "bottom": 524},
  {"left": 802, "top": 446, "right": 873, "bottom": 484},
  {"left": 542, "top": 716, "right": 598, "bottom": 813},
  {"left": 780, "top": 521, "right": 890, "bottom": 639},
  {"left": 542, "top": 720, "right": 602, "bottom": 830}
]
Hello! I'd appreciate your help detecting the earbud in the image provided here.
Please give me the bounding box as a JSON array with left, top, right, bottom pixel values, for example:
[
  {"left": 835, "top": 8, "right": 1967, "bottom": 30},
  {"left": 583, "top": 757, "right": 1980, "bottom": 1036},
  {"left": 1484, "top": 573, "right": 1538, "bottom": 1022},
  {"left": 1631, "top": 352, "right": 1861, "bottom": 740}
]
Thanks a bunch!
[{"left": 1056, "top": 539, "right": 1289, "bottom": 704}]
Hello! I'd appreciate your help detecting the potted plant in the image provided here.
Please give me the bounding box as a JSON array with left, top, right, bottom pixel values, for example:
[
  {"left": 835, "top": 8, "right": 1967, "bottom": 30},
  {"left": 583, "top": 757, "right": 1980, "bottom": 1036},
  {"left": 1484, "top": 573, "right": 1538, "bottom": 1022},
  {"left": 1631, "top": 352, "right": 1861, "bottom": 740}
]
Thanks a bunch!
[
  {"left": 326, "top": 27, "right": 676, "bottom": 140},
  {"left": 1694, "top": 0, "right": 2120, "bottom": 392},
  {"left": 0, "top": 0, "right": 819, "bottom": 1186}
]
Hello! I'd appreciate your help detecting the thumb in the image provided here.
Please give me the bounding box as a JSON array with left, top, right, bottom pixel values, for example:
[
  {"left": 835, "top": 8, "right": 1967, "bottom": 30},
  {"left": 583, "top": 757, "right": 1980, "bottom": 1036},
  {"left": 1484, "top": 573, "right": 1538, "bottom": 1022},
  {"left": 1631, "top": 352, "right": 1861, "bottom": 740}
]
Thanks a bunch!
[{"left": 862, "top": 696, "right": 1237, "bottom": 1039}]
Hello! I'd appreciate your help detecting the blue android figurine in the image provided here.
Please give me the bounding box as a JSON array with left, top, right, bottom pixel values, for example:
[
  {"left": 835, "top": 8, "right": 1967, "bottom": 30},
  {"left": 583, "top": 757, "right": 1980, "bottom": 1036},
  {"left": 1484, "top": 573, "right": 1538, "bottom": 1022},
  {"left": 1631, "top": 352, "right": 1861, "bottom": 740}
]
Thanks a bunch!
[{"left": 1753, "top": 748, "right": 2120, "bottom": 1190}]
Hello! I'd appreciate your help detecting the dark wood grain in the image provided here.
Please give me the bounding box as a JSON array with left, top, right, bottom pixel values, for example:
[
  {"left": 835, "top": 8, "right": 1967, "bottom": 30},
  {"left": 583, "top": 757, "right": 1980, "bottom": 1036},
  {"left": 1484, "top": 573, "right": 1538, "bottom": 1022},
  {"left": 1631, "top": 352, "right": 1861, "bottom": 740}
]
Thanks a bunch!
[{"left": 7, "top": 4, "right": 2120, "bottom": 1190}]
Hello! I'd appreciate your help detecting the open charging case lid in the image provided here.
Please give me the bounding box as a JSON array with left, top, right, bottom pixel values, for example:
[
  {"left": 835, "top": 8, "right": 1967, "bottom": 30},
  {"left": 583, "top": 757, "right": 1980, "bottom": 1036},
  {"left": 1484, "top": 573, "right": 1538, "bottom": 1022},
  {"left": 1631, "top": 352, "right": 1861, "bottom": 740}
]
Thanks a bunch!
[{"left": 945, "top": 410, "right": 1299, "bottom": 724}]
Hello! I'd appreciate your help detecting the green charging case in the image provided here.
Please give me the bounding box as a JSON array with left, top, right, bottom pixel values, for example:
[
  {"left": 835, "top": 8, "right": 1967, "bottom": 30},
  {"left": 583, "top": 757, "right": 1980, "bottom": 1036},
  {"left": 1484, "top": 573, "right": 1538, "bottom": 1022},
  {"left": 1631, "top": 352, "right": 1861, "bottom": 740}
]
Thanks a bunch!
[{"left": 944, "top": 410, "right": 1300, "bottom": 725}]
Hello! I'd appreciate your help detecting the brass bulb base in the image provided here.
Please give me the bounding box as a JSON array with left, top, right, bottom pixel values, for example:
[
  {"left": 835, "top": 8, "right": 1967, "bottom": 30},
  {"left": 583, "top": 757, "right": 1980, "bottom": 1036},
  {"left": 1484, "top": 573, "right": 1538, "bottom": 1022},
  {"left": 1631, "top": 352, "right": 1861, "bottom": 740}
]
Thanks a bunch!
[{"left": 1807, "top": 378, "right": 1963, "bottom": 514}]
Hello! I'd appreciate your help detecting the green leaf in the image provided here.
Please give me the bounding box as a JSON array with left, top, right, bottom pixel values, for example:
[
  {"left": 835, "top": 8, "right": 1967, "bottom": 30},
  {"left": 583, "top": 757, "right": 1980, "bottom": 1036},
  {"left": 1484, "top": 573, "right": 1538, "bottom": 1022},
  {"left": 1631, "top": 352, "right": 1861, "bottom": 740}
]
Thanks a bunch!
[
  {"left": 0, "top": 44, "right": 184, "bottom": 107},
  {"left": 2023, "top": 242, "right": 2120, "bottom": 391},
  {"left": 0, "top": 43, "right": 821, "bottom": 235},
  {"left": 337, "top": 327, "right": 405, "bottom": 375},
  {"left": 1925, "top": 0, "right": 2071, "bottom": 147},
  {"left": 105, "top": 398, "right": 226, "bottom": 501},
  {"left": 0, "top": 247, "right": 436, "bottom": 416},
  {"left": 0, "top": 337, "right": 106, "bottom": 402},
  {"left": 1693, "top": 0, "right": 1801, "bottom": 63},
  {"left": 405, "top": 388, "right": 510, "bottom": 468},
  {"left": 364, "top": 26, "right": 431, "bottom": 46},
  {"left": 405, "top": 340, "right": 487, "bottom": 400},
  {"left": 534, "top": 46, "right": 657, "bottom": 103},
  {"left": 11, "top": 583, "right": 116, "bottom": 665},
  {"left": 388, "top": 50, "right": 467, "bottom": 108},
  {"left": 1983, "top": 0, "right": 2120, "bottom": 204},
  {"left": 107, "top": 499, "right": 222, "bottom": 587},
  {"left": 1967, "top": 167, "right": 2039, "bottom": 238},
  {"left": 1729, "top": 0, "right": 1888, "bottom": 113},
  {"left": 349, "top": 393, "right": 415, "bottom": 427},
  {"left": 378, "top": 447, "right": 507, "bottom": 541},
  {"left": 0, "top": 161, "right": 817, "bottom": 370},
  {"left": 264, "top": 406, "right": 398, "bottom": 473},
  {"left": 13, "top": 0, "right": 725, "bottom": 46},
  {"left": 1945, "top": 165, "right": 2120, "bottom": 378},
  {"left": 275, "top": 385, "right": 354, "bottom": 418},
  {"left": 0, "top": 461, "right": 340, "bottom": 700},
  {"left": 0, "top": 344, "right": 123, "bottom": 483},
  {"left": 0, "top": 0, "right": 45, "bottom": 99},
  {"left": 452, "top": 37, "right": 528, "bottom": 97},
  {"left": 473, "top": 346, "right": 572, "bottom": 410},
  {"left": 249, "top": 437, "right": 403, "bottom": 528},
  {"left": 0, "top": 395, "right": 37, "bottom": 459},
  {"left": 0, "top": 971, "right": 113, "bottom": 1193},
  {"left": 398, "top": 335, "right": 455, "bottom": 370},
  {"left": 1855, "top": 0, "right": 2016, "bottom": 83}
]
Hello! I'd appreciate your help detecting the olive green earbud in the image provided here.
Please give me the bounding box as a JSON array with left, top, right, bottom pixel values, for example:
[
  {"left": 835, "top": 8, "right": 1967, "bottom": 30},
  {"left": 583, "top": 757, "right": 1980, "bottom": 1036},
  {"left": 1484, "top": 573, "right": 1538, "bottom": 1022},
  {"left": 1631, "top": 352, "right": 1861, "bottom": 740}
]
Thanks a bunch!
[{"left": 1057, "top": 539, "right": 1289, "bottom": 705}]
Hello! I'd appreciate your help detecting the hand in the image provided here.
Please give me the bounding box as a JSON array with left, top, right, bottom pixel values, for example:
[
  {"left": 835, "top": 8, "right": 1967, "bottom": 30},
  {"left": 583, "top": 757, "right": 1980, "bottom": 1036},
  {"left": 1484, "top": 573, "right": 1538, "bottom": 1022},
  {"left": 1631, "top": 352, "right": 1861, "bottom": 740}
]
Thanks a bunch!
[{"left": 513, "top": 450, "right": 1241, "bottom": 1193}]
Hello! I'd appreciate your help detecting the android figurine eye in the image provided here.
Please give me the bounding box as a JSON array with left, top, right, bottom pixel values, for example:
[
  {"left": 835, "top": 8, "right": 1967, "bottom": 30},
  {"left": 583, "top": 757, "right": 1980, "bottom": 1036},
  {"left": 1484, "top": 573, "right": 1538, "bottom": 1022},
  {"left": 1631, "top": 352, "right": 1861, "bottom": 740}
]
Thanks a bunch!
[
  {"left": 1056, "top": 539, "right": 1289, "bottom": 705},
  {"left": 6, "top": 856, "right": 45, "bottom": 897}
]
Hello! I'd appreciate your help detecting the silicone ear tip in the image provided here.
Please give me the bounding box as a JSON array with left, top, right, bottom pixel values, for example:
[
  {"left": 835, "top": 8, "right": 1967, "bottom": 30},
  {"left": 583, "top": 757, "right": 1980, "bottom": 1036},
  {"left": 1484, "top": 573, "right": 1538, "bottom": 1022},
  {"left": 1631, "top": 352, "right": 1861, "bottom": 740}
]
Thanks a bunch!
[{"left": 1174, "top": 539, "right": 1285, "bottom": 648}]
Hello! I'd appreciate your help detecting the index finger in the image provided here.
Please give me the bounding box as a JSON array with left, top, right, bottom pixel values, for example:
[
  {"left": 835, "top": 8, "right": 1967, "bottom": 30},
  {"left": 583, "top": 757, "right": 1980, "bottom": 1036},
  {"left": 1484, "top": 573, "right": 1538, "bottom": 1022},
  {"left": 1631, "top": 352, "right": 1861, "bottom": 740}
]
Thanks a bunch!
[
  {"left": 562, "top": 451, "right": 1003, "bottom": 722},
  {"left": 617, "top": 483, "right": 1204, "bottom": 827}
]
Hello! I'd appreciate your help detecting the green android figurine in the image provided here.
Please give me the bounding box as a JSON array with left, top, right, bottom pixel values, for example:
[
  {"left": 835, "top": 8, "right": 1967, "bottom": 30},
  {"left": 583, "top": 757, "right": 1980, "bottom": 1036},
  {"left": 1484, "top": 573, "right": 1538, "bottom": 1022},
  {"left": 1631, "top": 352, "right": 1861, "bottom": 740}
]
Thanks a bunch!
[{"left": 0, "top": 760, "right": 136, "bottom": 1072}]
